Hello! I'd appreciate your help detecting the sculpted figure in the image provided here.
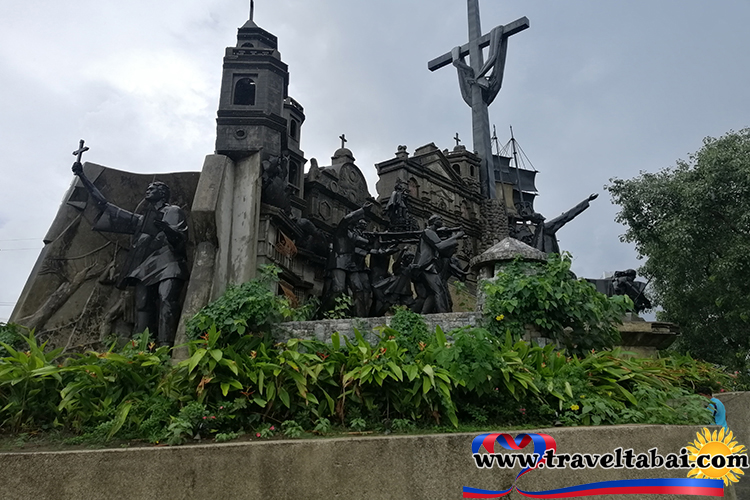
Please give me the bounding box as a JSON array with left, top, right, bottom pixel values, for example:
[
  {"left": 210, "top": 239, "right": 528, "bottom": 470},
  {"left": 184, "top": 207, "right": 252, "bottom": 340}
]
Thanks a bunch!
[
  {"left": 410, "top": 215, "right": 464, "bottom": 314},
  {"left": 323, "top": 203, "right": 374, "bottom": 318},
  {"left": 368, "top": 244, "right": 404, "bottom": 317},
  {"left": 612, "top": 269, "right": 652, "bottom": 313},
  {"left": 439, "top": 255, "right": 468, "bottom": 311},
  {"left": 261, "top": 155, "right": 291, "bottom": 213},
  {"left": 293, "top": 217, "right": 329, "bottom": 256},
  {"left": 385, "top": 180, "right": 408, "bottom": 229},
  {"left": 530, "top": 193, "right": 598, "bottom": 255},
  {"left": 72, "top": 161, "right": 188, "bottom": 347}
]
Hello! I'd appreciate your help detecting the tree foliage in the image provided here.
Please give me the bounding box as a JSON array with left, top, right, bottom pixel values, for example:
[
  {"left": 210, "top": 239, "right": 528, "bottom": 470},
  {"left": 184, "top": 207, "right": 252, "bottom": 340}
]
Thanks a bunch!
[{"left": 608, "top": 129, "right": 750, "bottom": 369}]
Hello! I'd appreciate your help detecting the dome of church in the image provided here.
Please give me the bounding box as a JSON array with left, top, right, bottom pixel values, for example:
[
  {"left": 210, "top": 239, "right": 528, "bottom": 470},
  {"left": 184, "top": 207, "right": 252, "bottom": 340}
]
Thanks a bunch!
[{"left": 333, "top": 147, "right": 354, "bottom": 159}]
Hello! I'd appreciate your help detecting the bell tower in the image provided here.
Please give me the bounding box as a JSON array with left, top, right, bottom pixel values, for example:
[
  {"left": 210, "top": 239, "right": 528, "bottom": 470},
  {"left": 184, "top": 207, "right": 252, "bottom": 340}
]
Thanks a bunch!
[{"left": 215, "top": 16, "right": 289, "bottom": 160}]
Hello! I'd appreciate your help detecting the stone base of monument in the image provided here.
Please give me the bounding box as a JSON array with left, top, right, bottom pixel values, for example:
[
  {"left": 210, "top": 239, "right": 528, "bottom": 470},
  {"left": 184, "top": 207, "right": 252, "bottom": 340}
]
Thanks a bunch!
[
  {"left": 518, "top": 317, "right": 679, "bottom": 358},
  {"left": 617, "top": 315, "right": 680, "bottom": 358},
  {"left": 274, "top": 313, "right": 678, "bottom": 359},
  {"left": 273, "top": 312, "right": 482, "bottom": 345}
]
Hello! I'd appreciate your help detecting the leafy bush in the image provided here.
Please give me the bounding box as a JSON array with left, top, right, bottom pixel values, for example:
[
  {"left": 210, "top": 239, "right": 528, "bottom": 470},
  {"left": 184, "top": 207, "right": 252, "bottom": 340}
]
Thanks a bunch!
[
  {"left": 0, "top": 322, "right": 27, "bottom": 357},
  {"left": 185, "top": 265, "right": 290, "bottom": 343},
  {"left": 482, "top": 254, "right": 631, "bottom": 355}
]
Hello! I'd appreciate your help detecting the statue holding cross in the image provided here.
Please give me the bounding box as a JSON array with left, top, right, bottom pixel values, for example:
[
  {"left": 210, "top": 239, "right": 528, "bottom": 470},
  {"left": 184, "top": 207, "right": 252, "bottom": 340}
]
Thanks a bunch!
[{"left": 428, "top": 1, "right": 529, "bottom": 201}]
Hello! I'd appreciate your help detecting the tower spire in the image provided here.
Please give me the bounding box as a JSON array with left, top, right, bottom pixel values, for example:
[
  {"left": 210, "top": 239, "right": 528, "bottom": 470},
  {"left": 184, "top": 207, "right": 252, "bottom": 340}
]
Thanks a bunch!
[{"left": 249, "top": 0, "right": 254, "bottom": 21}]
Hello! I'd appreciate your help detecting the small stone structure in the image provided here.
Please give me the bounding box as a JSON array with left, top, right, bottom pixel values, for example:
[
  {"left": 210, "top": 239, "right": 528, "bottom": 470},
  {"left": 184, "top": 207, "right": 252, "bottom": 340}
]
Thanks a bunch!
[{"left": 469, "top": 236, "right": 546, "bottom": 311}]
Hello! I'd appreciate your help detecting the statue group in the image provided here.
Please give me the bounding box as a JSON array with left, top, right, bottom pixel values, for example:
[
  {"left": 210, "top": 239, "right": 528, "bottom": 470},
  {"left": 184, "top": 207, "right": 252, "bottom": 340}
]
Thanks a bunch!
[{"left": 322, "top": 203, "right": 467, "bottom": 318}]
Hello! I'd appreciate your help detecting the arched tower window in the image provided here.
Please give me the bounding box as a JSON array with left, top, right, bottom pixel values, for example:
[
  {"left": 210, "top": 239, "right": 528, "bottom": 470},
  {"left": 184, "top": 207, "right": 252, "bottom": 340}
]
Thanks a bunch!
[
  {"left": 234, "top": 78, "right": 256, "bottom": 105},
  {"left": 470, "top": 165, "right": 475, "bottom": 177},
  {"left": 241, "top": 42, "right": 255, "bottom": 48},
  {"left": 452, "top": 163, "right": 460, "bottom": 175},
  {"left": 289, "top": 120, "right": 298, "bottom": 140}
]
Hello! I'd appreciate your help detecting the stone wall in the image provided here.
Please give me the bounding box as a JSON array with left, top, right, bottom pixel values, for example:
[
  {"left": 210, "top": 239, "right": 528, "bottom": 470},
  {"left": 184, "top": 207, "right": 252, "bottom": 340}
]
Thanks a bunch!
[
  {"left": 273, "top": 312, "right": 483, "bottom": 345},
  {"left": 0, "top": 423, "right": 741, "bottom": 500}
]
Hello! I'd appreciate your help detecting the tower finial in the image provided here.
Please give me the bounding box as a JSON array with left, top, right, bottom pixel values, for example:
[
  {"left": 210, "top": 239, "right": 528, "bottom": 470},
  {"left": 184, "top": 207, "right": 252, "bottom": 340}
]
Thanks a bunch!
[{"left": 249, "top": 0, "right": 254, "bottom": 21}]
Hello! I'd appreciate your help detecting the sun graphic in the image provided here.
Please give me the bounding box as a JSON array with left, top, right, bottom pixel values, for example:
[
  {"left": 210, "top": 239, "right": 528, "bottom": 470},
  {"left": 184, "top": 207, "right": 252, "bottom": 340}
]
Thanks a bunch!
[{"left": 686, "top": 427, "right": 747, "bottom": 485}]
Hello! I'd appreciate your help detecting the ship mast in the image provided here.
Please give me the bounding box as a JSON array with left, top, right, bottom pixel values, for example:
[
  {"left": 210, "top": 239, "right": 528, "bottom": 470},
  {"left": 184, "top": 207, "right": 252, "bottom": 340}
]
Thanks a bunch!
[{"left": 509, "top": 125, "right": 527, "bottom": 214}]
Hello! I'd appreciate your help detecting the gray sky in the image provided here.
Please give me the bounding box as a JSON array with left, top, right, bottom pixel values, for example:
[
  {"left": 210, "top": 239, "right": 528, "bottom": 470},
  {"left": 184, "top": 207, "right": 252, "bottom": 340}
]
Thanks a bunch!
[{"left": 1, "top": 0, "right": 749, "bottom": 322}]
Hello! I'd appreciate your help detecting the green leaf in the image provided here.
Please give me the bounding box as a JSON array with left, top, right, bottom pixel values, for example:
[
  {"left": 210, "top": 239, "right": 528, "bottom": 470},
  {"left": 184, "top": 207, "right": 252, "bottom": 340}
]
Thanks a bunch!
[
  {"left": 403, "top": 365, "right": 418, "bottom": 381},
  {"left": 188, "top": 349, "right": 208, "bottom": 373},
  {"left": 435, "top": 325, "right": 447, "bottom": 346},
  {"left": 422, "top": 375, "right": 432, "bottom": 394},
  {"left": 422, "top": 364, "right": 435, "bottom": 385},
  {"left": 209, "top": 349, "right": 223, "bottom": 362},
  {"left": 387, "top": 361, "right": 404, "bottom": 380},
  {"left": 564, "top": 381, "right": 573, "bottom": 398},
  {"left": 279, "top": 387, "right": 291, "bottom": 408},
  {"left": 106, "top": 402, "right": 132, "bottom": 441}
]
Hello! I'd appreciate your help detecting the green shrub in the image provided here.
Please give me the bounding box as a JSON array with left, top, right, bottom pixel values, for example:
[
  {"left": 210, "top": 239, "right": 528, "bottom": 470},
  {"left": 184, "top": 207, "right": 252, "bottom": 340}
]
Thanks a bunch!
[
  {"left": 185, "top": 265, "right": 290, "bottom": 344},
  {"left": 482, "top": 254, "right": 631, "bottom": 356},
  {"left": 0, "top": 322, "right": 27, "bottom": 357}
]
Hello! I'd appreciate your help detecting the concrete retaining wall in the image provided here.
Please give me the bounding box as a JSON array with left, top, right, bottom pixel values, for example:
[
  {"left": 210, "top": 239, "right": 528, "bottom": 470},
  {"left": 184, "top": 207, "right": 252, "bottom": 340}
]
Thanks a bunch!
[{"left": 0, "top": 422, "right": 743, "bottom": 500}]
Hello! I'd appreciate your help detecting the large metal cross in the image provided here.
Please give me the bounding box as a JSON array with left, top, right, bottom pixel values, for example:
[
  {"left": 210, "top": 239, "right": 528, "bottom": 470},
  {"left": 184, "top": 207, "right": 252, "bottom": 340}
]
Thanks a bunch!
[{"left": 428, "top": 1, "right": 528, "bottom": 200}]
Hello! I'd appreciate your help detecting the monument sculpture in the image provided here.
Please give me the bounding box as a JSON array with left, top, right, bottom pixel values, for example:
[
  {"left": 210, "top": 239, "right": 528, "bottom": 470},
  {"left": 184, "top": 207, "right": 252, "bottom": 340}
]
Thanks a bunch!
[
  {"left": 428, "top": 1, "right": 529, "bottom": 202},
  {"left": 323, "top": 203, "right": 376, "bottom": 318},
  {"left": 411, "top": 215, "right": 465, "bottom": 314},
  {"left": 612, "top": 269, "right": 652, "bottom": 313},
  {"left": 384, "top": 179, "right": 418, "bottom": 232},
  {"left": 10, "top": 7, "right": 661, "bottom": 354},
  {"left": 261, "top": 154, "right": 292, "bottom": 213},
  {"left": 71, "top": 143, "right": 189, "bottom": 347},
  {"left": 529, "top": 193, "right": 598, "bottom": 255}
]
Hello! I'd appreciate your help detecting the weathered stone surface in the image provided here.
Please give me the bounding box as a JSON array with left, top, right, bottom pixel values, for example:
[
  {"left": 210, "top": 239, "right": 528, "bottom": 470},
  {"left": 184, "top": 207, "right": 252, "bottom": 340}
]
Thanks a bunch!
[
  {"left": 273, "top": 312, "right": 483, "bottom": 345},
  {"left": 0, "top": 424, "right": 738, "bottom": 499},
  {"left": 478, "top": 199, "right": 510, "bottom": 252}
]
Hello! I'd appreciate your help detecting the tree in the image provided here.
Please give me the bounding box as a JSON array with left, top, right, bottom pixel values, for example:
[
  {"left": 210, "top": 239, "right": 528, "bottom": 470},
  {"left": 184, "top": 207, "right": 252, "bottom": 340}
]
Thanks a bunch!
[{"left": 608, "top": 129, "right": 750, "bottom": 370}]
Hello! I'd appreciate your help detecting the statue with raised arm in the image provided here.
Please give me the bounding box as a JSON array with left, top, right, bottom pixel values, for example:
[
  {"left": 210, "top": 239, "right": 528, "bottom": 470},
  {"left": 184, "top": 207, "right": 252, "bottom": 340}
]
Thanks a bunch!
[
  {"left": 71, "top": 142, "right": 188, "bottom": 347},
  {"left": 530, "top": 193, "right": 598, "bottom": 255}
]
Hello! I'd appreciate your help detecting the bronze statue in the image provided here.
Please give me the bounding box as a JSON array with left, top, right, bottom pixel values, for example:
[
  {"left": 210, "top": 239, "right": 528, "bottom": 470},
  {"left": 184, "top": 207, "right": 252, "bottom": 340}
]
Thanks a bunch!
[
  {"left": 530, "top": 193, "right": 598, "bottom": 254},
  {"left": 71, "top": 149, "right": 188, "bottom": 347},
  {"left": 410, "top": 215, "right": 464, "bottom": 314},
  {"left": 322, "top": 203, "right": 374, "bottom": 318},
  {"left": 261, "top": 155, "right": 292, "bottom": 213},
  {"left": 612, "top": 269, "right": 652, "bottom": 313}
]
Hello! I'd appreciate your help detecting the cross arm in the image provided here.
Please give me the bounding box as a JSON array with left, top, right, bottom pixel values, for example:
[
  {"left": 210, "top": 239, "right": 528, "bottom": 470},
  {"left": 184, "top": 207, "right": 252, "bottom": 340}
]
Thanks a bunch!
[{"left": 427, "top": 16, "right": 529, "bottom": 72}]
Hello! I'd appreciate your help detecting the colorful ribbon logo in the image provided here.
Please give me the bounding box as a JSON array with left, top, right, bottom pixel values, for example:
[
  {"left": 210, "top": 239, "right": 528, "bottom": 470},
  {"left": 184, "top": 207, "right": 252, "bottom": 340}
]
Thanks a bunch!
[{"left": 463, "top": 432, "right": 725, "bottom": 498}]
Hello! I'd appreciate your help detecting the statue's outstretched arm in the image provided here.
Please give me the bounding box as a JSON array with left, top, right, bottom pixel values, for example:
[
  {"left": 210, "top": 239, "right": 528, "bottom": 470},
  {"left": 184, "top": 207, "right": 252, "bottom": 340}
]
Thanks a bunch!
[{"left": 71, "top": 161, "right": 108, "bottom": 210}]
